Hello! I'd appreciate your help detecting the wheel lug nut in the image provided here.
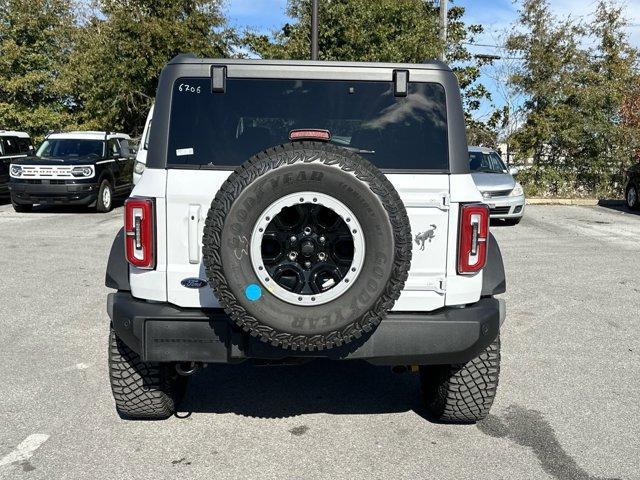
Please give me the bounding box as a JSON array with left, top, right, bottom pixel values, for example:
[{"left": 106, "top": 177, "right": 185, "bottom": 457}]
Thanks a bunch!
[
  {"left": 318, "top": 252, "right": 326, "bottom": 261},
  {"left": 304, "top": 261, "right": 311, "bottom": 268},
  {"left": 319, "top": 236, "right": 325, "bottom": 243},
  {"left": 303, "top": 227, "right": 312, "bottom": 236},
  {"left": 290, "top": 235, "right": 297, "bottom": 242},
  {"left": 288, "top": 251, "right": 298, "bottom": 261}
]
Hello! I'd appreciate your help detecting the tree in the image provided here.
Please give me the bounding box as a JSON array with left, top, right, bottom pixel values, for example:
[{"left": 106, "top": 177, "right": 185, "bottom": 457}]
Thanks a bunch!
[
  {"left": 481, "top": 51, "right": 527, "bottom": 163},
  {"left": 66, "top": 0, "right": 233, "bottom": 135},
  {"left": 243, "top": 0, "right": 491, "bottom": 121},
  {"left": 621, "top": 80, "right": 640, "bottom": 161},
  {"left": 506, "top": 0, "right": 589, "bottom": 196},
  {"left": 506, "top": 0, "right": 639, "bottom": 197},
  {"left": 582, "top": 1, "right": 640, "bottom": 195},
  {"left": 0, "top": 0, "right": 75, "bottom": 140}
]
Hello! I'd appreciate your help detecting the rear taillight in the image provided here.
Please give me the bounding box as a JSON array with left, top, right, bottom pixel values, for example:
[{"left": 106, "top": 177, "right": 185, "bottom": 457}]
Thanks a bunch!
[
  {"left": 124, "top": 197, "right": 155, "bottom": 269},
  {"left": 457, "top": 203, "right": 490, "bottom": 274}
]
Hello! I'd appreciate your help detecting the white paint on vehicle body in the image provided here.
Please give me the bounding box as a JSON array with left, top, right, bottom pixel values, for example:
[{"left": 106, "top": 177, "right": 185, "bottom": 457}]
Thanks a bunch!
[
  {"left": 165, "top": 169, "right": 230, "bottom": 307},
  {"left": 129, "top": 168, "right": 168, "bottom": 302},
  {"left": 445, "top": 174, "right": 485, "bottom": 306},
  {"left": 386, "top": 173, "right": 450, "bottom": 311},
  {"left": 131, "top": 168, "right": 485, "bottom": 311}
]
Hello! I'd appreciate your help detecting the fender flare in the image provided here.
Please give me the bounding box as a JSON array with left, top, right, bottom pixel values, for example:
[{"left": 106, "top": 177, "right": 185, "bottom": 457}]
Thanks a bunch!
[
  {"left": 98, "top": 168, "right": 115, "bottom": 186},
  {"left": 482, "top": 233, "right": 506, "bottom": 296},
  {"left": 105, "top": 227, "right": 130, "bottom": 291}
]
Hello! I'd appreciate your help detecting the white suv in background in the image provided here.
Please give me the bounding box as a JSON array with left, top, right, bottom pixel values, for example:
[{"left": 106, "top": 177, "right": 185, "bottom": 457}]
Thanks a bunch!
[{"left": 468, "top": 145, "right": 525, "bottom": 225}]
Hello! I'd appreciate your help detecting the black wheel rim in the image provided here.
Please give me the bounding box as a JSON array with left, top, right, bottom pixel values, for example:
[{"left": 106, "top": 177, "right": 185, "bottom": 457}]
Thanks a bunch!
[{"left": 261, "top": 204, "right": 354, "bottom": 295}]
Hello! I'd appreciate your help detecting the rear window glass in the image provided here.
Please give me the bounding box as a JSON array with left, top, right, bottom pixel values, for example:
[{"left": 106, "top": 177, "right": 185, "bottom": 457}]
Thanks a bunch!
[{"left": 168, "top": 78, "right": 448, "bottom": 171}]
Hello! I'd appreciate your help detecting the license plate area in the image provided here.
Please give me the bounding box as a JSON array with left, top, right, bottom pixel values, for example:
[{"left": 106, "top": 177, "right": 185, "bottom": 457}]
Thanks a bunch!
[{"left": 144, "top": 319, "right": 230, "bottom": 362}]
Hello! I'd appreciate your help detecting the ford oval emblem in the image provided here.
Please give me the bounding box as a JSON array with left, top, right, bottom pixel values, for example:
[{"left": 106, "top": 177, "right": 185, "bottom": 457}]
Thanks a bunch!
[{"left": 181, "top": 278, "right": 208, "bottom": 289}]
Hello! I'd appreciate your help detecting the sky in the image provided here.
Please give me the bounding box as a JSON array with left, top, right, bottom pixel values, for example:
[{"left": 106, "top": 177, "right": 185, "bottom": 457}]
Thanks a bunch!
[{"left": 224, "top": 0, "right": 640, "bottom": 119}]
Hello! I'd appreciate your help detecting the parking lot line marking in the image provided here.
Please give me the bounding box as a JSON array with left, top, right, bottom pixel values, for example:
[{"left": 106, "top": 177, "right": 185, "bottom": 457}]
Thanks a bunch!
[{"left": 0, "top": 434, "right": 49, "bottom": 469}]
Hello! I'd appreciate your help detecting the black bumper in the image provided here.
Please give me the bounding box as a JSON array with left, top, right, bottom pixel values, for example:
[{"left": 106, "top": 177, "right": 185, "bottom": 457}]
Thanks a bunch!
[
  {"left": 108, "top": 292, "right": 504, "bottom": 366},
  {"left": 9, "top": 181, "right": 98, "bottom": 205}
]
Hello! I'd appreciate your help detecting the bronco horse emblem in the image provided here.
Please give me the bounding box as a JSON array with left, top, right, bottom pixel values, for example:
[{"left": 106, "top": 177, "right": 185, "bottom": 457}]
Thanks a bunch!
[{"left": 414, "top": 224, "right": 437, "bottom": 251}]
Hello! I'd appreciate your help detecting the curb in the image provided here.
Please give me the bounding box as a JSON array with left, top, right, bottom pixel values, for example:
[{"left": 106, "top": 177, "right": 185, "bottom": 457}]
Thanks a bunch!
[{"left": 526, "top": 198, "right": 625, "bottom": 206}]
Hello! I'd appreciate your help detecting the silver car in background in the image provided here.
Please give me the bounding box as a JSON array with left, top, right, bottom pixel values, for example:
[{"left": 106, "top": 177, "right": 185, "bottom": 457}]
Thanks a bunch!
[{"left": 468, "top": 146, "right": 525, "bottom": 225}]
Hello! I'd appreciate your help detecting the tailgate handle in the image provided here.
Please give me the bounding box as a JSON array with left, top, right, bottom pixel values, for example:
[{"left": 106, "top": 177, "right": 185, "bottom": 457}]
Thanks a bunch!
[{"left": 188, "top": 205, "right": 201, "bottom": 264}]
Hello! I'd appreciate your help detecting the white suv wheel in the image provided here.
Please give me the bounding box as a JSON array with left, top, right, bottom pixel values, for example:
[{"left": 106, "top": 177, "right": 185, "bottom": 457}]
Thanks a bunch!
[{"left": 103, "top": 186, "right": 112, "bottom": 209}]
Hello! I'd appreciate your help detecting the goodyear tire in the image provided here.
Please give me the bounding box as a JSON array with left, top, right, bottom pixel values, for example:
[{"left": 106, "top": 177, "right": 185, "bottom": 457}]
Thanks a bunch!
[
  {"left": 108, "top": 328, "right": 187, "bottom": 419},
  {"left": 203, "top": 142, "right": 412, "bottom": 350},
  {"left": 420, "top": 335, "right": 501, "bottom": 423}
]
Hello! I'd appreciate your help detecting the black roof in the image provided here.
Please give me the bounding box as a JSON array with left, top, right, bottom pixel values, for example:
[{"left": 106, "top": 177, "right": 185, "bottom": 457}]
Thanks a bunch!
[{"left": 167, "top": 55, "right": 452, "bottom": 72}]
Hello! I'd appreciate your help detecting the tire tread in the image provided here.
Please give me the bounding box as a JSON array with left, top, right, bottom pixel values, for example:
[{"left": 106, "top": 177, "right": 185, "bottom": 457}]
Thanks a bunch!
[
  {"left": 420, "top": 335, "right": 500, "bottom": 423},
  {"left": 108, "top": 328, "right": 182, "bottom": 419},
  {"left": 202, "top": 141, "right": 412, "bottom": 351}
]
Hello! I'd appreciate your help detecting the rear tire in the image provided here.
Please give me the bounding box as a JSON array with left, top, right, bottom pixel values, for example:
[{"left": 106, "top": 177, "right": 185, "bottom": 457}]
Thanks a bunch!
[
  {"left": 626, "top": 183, "right": 639, "bottom": 210},
  {"left": 108, "top": 328, "right": 187, "bottom": 420},
  {"left": 420, "top": 335, "right": 500, "bottom": 423},
  {"left": 96, "top": 180, "right": 114, "bottom": 212},
  {"left": 11, "top": 196, "right": 32, "bottom": 212}
]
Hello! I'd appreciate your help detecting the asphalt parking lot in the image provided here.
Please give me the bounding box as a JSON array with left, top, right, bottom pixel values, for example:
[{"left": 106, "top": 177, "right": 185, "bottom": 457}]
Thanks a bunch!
[{"left": 0, "top": 202, "right": 638, "bottom": 480}]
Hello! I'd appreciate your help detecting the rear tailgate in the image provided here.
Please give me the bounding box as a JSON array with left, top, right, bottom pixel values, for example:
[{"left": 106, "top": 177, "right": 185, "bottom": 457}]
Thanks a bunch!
[{"left": 165, "top": 170, "right": 450, "bottom": 311}]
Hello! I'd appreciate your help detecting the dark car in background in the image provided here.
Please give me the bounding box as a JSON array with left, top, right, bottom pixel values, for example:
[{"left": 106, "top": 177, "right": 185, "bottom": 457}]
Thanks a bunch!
[
  {"left": 0, "top": 130, "right": 34, "bottom": 198},
  {"left": 625, "top": 162, "right": 640, "bottom": 210},
  {"left": 9, "top": 131, "right": 134, "bottom": 212}
]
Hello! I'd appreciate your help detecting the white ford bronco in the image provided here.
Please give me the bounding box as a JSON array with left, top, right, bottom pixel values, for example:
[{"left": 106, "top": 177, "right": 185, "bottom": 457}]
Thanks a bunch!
[{"left": 105, "top": 56, "right": 506, "bottom": 422}]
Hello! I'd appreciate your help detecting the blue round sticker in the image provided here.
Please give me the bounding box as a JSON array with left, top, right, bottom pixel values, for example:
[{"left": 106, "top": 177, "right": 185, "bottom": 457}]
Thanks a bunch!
[{"left": 245, "top": 284, "right": 262, "bottom": 301}]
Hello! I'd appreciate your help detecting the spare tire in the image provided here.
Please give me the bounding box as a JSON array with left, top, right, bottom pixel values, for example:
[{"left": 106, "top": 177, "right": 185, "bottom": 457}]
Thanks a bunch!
[{"left": 203, "top": 141, "right": 412, "bottom": 350}]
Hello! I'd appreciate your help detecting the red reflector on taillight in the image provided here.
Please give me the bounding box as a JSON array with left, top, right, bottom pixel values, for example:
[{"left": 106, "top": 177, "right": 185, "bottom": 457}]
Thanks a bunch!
[
  {"left": 124, "top": 197, "right": 155, "bottom": 269},
  {"left": 458, "top": 203, "right": 490, "bottom": 274},
  {"left": 289, "top": 129, "right": 331, "bottom": 142}
]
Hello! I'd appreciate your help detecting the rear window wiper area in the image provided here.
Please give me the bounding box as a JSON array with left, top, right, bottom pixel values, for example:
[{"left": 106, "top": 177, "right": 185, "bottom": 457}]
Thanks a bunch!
[
  {"left": 329, "top": 140, "right": 375, "bottom": 155},
  {"left": 338, "top": 145, "right": 376, "bottom": 155}
]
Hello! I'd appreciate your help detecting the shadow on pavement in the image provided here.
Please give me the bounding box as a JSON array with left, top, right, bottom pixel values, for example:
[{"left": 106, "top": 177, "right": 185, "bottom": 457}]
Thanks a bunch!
[
  {"left": 596, "top": 199, "right": 639, "bottom": 216},
  {"left": 478, "top": 405, "right": 621, "bottom": 480},
  {"left": 177, "top": 359, "right": 425, "bottom": 419}
]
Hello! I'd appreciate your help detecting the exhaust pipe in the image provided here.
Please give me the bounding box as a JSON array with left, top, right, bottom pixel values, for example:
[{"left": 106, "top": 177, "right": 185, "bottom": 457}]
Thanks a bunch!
[{"left": 175, "top": 361, "right": 200, "bottom": 376}]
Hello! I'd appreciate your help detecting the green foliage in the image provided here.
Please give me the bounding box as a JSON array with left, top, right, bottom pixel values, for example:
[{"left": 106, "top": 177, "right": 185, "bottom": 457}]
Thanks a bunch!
[
  {"left": 2, "top": 0, "right": 638, "bottom": 202},
  {"left": 466, "top": 119, "right": 498, "bottom": 147},
  {"left": 65, "top": 0, "right": 233, "bottom": 135},
  {"left": 0, "top": 0, "right": 75, "bottom": 140},
  {"left": 243, "top": 0, "right": 491, "bottom": 120},
  {"left": 507, "top": 0, "right": 640, "bottom": 198}
]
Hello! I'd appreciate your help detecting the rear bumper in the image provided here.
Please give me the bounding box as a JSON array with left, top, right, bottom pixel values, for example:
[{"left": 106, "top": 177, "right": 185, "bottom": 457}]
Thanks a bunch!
[
  {"left": 9, "top": 181, "right": 98, "bottom": 205},
  {"left": 486, "top": 194, "right": 525, "bottom": 218},
  {"left": 107, "top": 292, "right": 504, "bottom": 366}
]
